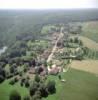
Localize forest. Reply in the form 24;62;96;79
0;9;98;47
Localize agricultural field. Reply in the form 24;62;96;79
81;21;98;43
71;60;98;74
78;36;98;51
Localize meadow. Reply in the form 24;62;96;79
0;68;98;100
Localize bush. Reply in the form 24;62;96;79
26;76;30;80
9;90;21;100
20;78;25;86
0;67;6;77
21;78;26;83
9;79;15;85
29;82;38;96
39;83;48;97
19;72;23;77
23;96;30;100
14;71;19;75
47;80;56;94
6;74;13;79
74;37;79;43
20;81;24;87
24;80;30;88
32;93;41;100
14;77;19;82
10;66;15;74
34;74;40;83
0;75;5;83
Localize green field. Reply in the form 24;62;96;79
44;69;98;100
82;21;98;43
0;78;29;100
0;68;98;100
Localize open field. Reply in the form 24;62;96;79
82;21;98;43
44;68;98;100
71;60;98;74
0;68;98;100
0;79;29;100
79;36;98;51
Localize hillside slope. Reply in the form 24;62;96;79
82;21;98;43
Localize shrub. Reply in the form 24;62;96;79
10;66;15;74
32;93;41;100
20;81;24;87
14;77;19;82
29;82;38;96
9;79;15;85
6;74;13;79
47;80;56;94
39;83;48;97
14;71;19;75
9;90;21;100
24;80;30;88
26;76;30;80
0;67;6;77
0;75;4;83
34;74;40;83
20;78;25;86
19;72;23;77
74;37;79;43
21;78;26;83
23;96;30;100
23;67;28;72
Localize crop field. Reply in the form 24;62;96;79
71;60;98;75
79;36;98;51
82;21;98;43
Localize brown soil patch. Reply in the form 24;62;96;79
71;60;98;74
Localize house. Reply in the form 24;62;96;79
48;64;62;75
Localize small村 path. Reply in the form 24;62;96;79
47;27;64;63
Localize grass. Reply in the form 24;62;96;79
0;79;29;100
44;68;98;100
82;21;98;43
41;25;56;35
0;68;98;100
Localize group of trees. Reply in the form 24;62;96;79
0;66;6;83
63;37;83;48
29;74;56;99
9;74;56;100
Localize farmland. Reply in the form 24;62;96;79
82;21;98;43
